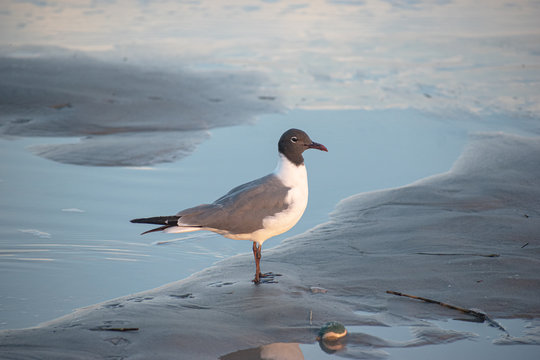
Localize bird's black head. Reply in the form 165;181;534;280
278;128;328;166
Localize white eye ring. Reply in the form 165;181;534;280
291;136;298;143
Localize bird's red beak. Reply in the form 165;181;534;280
307;142;328;152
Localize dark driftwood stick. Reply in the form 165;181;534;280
386;290;484;317
415;252;499;258
103;327;139;332
90;326;140;332
386;290;508;334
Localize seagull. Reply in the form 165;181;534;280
131;129;328;283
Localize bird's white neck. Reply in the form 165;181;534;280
273;153;308;188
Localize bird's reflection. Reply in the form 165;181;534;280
220;342;305;360
221;321;348;359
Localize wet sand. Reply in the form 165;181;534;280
1;132;538;359
0;49;283;166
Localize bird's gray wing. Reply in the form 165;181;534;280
176;174;290;235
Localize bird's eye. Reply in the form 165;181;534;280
291;136;298;143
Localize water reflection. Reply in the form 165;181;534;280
220;318;539;360
221;342;305;360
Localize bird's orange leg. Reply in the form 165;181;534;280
252;241;262;283
252;242;281;284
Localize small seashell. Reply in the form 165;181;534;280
317;321;347;341
310;286;328;294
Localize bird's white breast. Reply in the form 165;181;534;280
250;154;309;244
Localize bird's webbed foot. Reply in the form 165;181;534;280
253;272;282;284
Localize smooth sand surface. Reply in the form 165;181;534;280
0;49;282;166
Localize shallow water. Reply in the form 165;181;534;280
0;108;471;330
280;318;539;360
